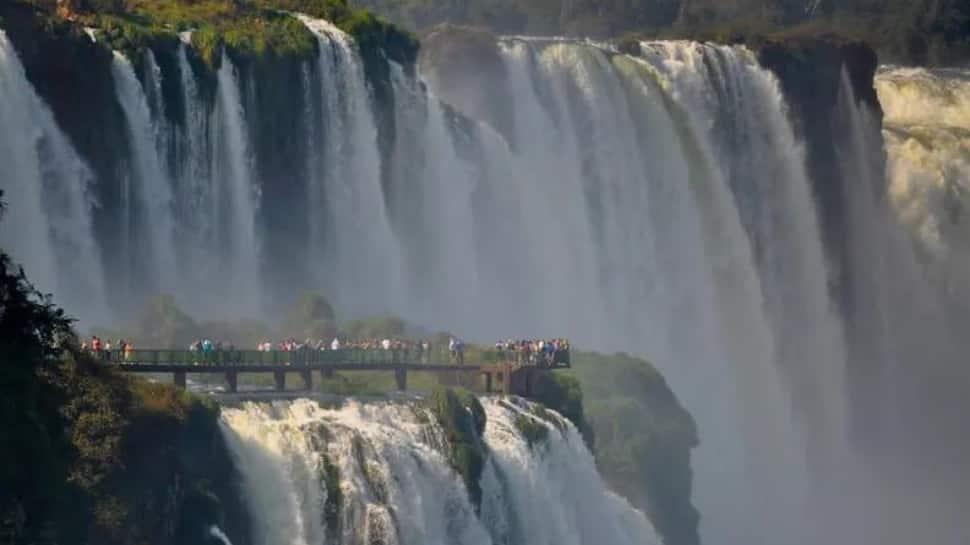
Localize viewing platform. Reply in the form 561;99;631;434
100;348;570;396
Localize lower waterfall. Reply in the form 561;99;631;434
219;398;660;545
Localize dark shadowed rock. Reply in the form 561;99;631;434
418;24;515;145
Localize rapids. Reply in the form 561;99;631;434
219;398;660;545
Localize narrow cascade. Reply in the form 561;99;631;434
218;398;661;545
0;30;107;320
111;51;178;292
298;15;404;316
210;53;261;313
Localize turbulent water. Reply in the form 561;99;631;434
0;31;106;317
877;67;970;318
3;18;970;545
220;398;659;545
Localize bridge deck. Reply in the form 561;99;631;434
100;348;570;371
99;348;569;395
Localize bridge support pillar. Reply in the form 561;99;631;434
174;371;187;390
300;370;313;391
483;372;493;394
225;371;238;394
321;368;334;379
274;371;286;392
395;368;407;391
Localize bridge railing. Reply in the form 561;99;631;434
99;347;570;368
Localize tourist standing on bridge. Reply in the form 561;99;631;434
331;337;341;351
449;337;465;365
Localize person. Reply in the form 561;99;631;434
331;337;341;351
104;340;112;362
124;341;134;361
449;337;457;363
91;335;102;355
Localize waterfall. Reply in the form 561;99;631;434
876;67;970;318
0;30;107;321
298;15;405;316
827;67;970;544
210;53;261;313
111;51;178;292
219;398;661;545
7;15;970;544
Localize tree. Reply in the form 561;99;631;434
0;190;76;542
283;292;337;340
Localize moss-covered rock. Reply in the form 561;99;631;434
528;372;590;443
319;453;342;534
513;413;548;448
426;387;487;508
567;352;699;545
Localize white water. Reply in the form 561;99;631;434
6;17;970;545
210;53;261;313
831;67;970;544
0;30;107;320
209;525;234;545
111;51;179;292
299;16;405;316
877;67;970;319
219;398;660;545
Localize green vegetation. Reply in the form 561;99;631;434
426;386;487;508
513;413;548;448
0;191;248;545
529;371;589;440
566;351;700;545
8;0;418;71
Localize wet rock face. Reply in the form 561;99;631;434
418;25;515;145
756;39;882;305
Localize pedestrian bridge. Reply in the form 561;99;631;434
102;348;570;395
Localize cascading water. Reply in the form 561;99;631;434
111;51;179;292
876;67;970;319
210;53;262;313
0;30;107;320
219;398;661;545
6;11;970;544
299;15;405;317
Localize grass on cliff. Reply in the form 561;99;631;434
39;0;419;68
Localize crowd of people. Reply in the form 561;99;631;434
494;338;570;368
190;339;236;353
82;335;135;361
84;333;569;368
254;337;442;362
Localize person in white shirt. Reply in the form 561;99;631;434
331;338;341;351
382;338;392;350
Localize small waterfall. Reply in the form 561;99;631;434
298;15;404;317
209;526;233;545
111;51;178;292
211;53;261;313
0;30;107;320
219;398;661;545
